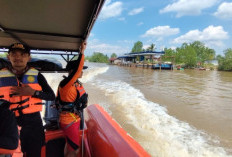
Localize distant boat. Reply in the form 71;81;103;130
152;63;173;70
177;67;184;70
176;66;184;70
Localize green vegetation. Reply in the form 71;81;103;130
131;41;143;53
161;41;216;68
111;53;117;58
146;43;156;51
217;48;232;71
85;52;109;63
0;53;7;57
130;40;231;71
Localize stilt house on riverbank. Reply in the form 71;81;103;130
117;51;165;64
112;51;173;70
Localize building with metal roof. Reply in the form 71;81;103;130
117;51;165;63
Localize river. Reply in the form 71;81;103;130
44;62;232;157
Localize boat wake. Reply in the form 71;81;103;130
80;66;109;83
85;66;231;157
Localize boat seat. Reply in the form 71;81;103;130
45;129;65;142
42;130;66;157
0;148;16;155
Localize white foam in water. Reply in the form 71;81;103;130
42;65;109;93
43;73;65;93
85;68;231;157
80;66;109;83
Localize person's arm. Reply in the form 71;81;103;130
10;73;55;100
59;42;86;89
33;72;55;101
59;54;84;88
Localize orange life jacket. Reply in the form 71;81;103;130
75;83;86;99
58;81;86;103
58;81;88;127
58;81;87;110
0;68;42;116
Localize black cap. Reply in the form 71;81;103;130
66;60;88;71
8;43;30;54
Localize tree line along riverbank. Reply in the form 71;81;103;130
85;41;232;72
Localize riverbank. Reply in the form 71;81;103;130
114;62;218;71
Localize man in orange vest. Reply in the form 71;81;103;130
0;43;55;157
57;42;88;157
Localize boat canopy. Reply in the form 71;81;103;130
125;51;165;56
0;0;105;52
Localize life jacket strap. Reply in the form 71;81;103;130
10;97;30;105
9;94;17;97
11;104;29;112
34;102;45;105
59;103;75;112
10;98;30;116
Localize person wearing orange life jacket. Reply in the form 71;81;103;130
57;41;88;157
0;43;55;157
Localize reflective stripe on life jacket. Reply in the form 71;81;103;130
0;68;42;116
75;83;86;98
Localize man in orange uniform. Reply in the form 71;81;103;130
0;43;55;157
57;42;88;157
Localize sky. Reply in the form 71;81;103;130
85;0;232;57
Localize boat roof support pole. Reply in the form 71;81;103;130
60;54;77;63
0;24;27;45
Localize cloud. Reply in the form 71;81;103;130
89;33;94;38
214;2;232;20
160;0;218;17
142;26;180;38
99;0;123;20
173;25;229;47
143;44;150;50
118;17;126;21
128;7;144;16
169;46;177;50
86;39;130;56
117;40;134;44
137;22;144;26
